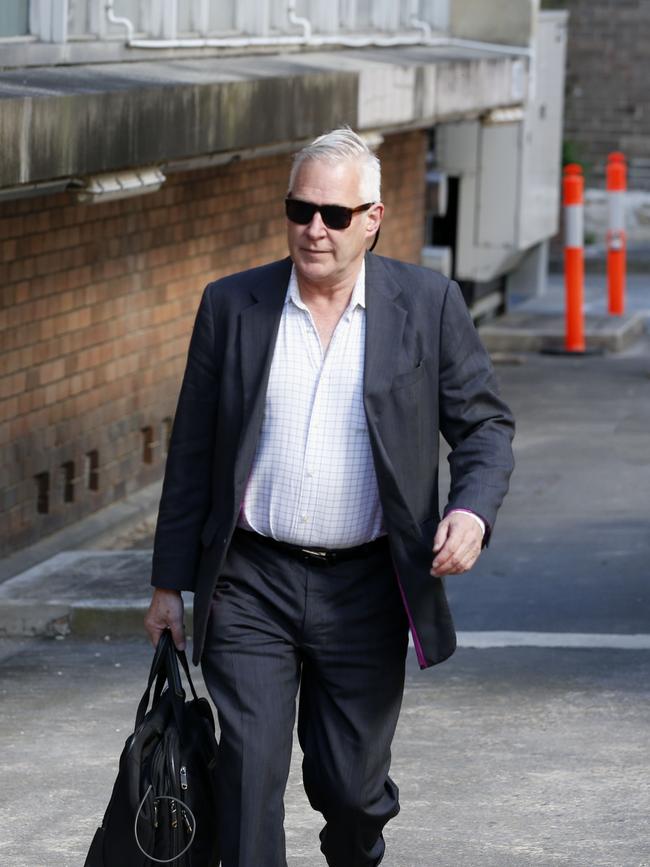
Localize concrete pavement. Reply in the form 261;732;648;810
1;272;649;866
1;637;648;867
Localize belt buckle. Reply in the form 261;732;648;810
301;547;335;564
301;547;328;559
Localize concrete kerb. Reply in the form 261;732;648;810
479;311;647;354
0;599;195;640
0;549;193;640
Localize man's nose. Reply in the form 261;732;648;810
305;210;327;236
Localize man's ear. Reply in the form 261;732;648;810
366;203;384;251
366;203;384;234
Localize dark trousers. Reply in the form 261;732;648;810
201;529;409;867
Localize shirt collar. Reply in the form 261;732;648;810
287;260;366;314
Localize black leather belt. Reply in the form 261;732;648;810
234;528;388;566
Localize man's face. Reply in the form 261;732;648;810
286;158;383;289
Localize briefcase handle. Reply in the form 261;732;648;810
134;630;200;730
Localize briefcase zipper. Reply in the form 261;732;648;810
163;727;190;864
181;808;193;835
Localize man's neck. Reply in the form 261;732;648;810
296;262;363;310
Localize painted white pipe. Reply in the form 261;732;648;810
119;0;531;59
130;34;433;50
409;0;432;40
287;0;312;42
128;33;531;56
105;0;135;42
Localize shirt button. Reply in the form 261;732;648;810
302;515;309;523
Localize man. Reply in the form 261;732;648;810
145;128;515;866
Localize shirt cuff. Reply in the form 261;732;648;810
447;509;486;538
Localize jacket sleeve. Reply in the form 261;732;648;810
151;284;221;590
438;280;515;543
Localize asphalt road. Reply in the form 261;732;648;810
1;334;649;866
446;339;650;637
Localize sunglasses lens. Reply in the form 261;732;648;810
320;206;352;230
285;199;316;225
286;198;355;230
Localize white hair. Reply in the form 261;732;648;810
288;127;381;202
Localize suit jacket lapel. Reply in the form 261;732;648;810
363;253;416;530
364;253;406;402
235;258;291;489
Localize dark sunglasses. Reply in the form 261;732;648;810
285;197;375;230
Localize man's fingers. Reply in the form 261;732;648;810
144;588;186;650
431;513;483;577
432;520;463;568
432;543;471;576
434;541;481;575
169;621;187;652
432;520;451;553
435;533;479;566
147;623;164;648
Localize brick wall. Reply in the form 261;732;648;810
561;0;650;189
0;130;426;555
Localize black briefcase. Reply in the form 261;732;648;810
84;630;220;866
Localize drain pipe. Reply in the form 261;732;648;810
287;0;313;42
409;0;432;41
127;31;531;55
105;0;135;42
121;0;532;58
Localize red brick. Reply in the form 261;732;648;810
39;358;66;385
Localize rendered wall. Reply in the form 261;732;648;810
450;0;538;46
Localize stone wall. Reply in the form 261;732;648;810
0;130;426;555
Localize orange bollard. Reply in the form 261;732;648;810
606;151;626;316
563;163;585;352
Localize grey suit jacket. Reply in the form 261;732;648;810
151;253;515;667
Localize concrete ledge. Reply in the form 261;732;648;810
479;312;647;354
0;45;525;189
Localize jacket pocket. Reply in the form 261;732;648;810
391;360;425;391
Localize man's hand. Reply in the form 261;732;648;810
144;588;186;650
431;512;483;577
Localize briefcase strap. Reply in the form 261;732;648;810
135;630;200;729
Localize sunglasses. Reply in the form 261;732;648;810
285;197;375;230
